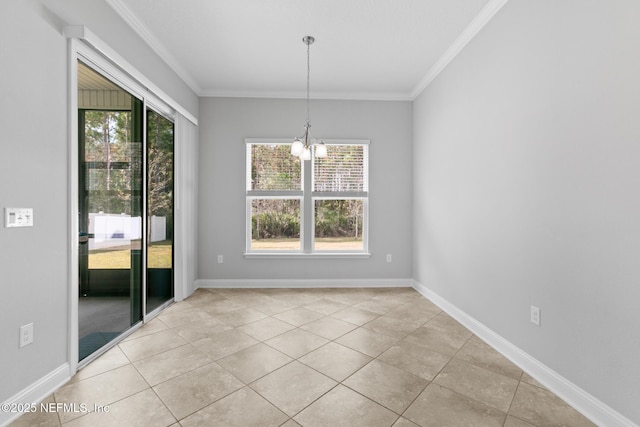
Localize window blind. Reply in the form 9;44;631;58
250;144;301;191
314;145;367;192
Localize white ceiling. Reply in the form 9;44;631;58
107;0;506;100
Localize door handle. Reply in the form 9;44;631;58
79;233;89;244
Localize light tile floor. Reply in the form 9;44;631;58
10;287;596;427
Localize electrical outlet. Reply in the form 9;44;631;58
217;255;223;264
530;305;541;326
19;323;34;348
386;254;392;263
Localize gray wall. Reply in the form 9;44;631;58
4;0;637;423
198;97;413;282
0;0;198;403
413;0;640;423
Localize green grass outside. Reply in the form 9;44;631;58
251;236;362;251
89;241;172;269
90;237;362;268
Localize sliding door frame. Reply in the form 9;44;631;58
66;28;193;374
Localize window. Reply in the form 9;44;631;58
246;138;369;255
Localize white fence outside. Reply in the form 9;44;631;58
88;213;166;250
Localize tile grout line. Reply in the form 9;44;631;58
228;292;403;423
50;288;581;427
502;378;523;427
204;292;528;421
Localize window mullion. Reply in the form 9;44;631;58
303;158;313;253
247;190;303;198
311;191;368;199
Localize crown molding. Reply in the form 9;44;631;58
106;0;202;95
107;0;509;102
199;89;413;102
410;0;511;99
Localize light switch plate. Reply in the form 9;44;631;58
5;208;34;228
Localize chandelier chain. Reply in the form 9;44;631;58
306;39;311;125
291;36;325;159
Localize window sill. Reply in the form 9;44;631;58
244;252;371;259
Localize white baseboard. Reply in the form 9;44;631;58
0;363;71;427
412;280;638;427
196;278;414;289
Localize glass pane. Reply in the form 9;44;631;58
314;145;366;192
146;110;174;314
83;111;143;270
251;199;301;250
250;144;301;190
314;199;363;251
78;61;143;362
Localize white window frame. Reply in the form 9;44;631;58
245;138;370;258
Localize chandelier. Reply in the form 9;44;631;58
291;36;327;160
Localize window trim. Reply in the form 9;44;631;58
245;138;370;256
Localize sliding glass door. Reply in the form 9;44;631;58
146;110;174;314
78;62;144;361
77;61;175;362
